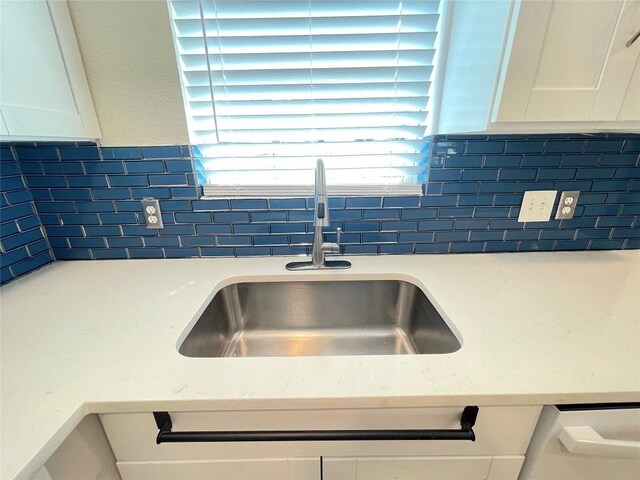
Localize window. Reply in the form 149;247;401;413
168;0;442;196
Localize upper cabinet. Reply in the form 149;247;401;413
0;0;100;141
437;0;640;134
495;0;640;124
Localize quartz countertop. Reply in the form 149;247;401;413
1;250;639;479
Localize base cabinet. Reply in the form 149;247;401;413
100;406;540;461
323;456;524;480
116;455;524;480
117;458;319;480
98;406;540;480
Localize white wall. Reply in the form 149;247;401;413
435;0;513;134
68;0;189;146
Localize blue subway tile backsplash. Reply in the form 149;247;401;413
0;133;638;285
0;148;54;283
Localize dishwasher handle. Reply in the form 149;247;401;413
559;426;640;459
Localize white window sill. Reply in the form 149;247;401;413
201;184;423;198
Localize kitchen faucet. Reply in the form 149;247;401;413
285;159;351;270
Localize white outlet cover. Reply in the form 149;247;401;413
518;190;557;223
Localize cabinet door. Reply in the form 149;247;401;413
322;456;524;480
116;458;320;480
496;0;640;122
0;0;100;139
0;111;8;136
619;56;640;120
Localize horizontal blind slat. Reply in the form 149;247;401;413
172;0;439;20
187;82;431;101
193;97;429;116
174;15;438;37
207;66;434;86
192;126;427;143
203;112;429;130
184;66;433;88
197;140;428;157
207;168;422;184
179;50;436;72
201;155;426;172
178;33;437;54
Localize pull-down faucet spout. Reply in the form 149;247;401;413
286;159;351;271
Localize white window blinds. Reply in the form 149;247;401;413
168;0;440;196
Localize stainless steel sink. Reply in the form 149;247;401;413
178;280;461;358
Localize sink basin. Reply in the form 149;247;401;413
178;280;461;358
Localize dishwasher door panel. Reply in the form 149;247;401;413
520;404;640;480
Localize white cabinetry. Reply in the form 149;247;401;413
100;406;540;480
437;0;640;133
0;0;100;140
116;458;319;480
323;455;524;480
494;0;640;126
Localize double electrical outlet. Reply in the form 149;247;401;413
555;191;580;220
518;190;580;223
141;198;164;229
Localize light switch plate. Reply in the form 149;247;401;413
555;191;580;220
518;190;557;223
141;198;163;229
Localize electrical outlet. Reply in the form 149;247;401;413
518;190;557;223
141;198;163;229
555;191;580;220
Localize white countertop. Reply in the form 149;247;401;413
1;250;639;479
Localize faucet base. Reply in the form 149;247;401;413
285;260;352;271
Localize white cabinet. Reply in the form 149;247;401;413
323;455;524;480
0;0;100;140
99;406;541;461
116;458;319;480
619;57;640;120
99;406;540;480
494;0;640;125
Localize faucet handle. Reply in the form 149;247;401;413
322;227;342;255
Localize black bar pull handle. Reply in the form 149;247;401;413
153;406;479;445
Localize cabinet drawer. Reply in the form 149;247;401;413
323;455;524;480
100;406;540;461
117;458;319;480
